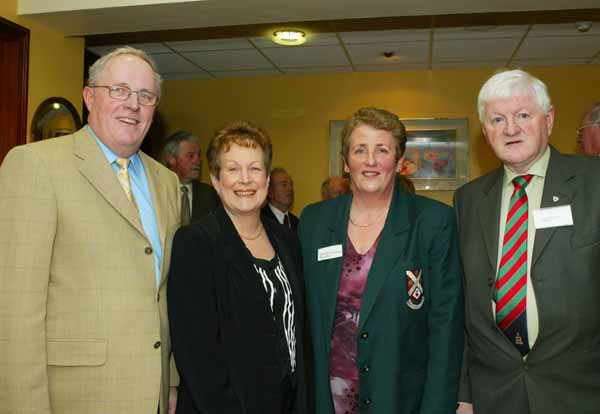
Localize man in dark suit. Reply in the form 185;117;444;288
262;167;299;231
163;131;220;224
455;69;600;414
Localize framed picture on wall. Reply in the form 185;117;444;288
329;118;469;191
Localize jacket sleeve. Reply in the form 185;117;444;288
420;207;465;414
0;147;56;414
453;192;472;404
167;225;243;414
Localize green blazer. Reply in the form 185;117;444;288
299;185;464;414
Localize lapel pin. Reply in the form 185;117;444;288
552;196;559;202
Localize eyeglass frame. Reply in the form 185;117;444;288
90;84;159;106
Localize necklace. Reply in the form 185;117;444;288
349;210;387;227
239;224;263;240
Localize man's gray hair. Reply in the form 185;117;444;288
87;46;163;99
477;69;552;122
269;167;288;190
161;131;200;165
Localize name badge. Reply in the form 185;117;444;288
533;205;573;229
318;244;343;261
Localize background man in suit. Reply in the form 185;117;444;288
576;101;600;156
262;167;299;231
455;69;600;414
0;46;181;414
163;130;220;224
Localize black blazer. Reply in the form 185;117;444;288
190;180;220;223
168;206;308;414
261;205;299;232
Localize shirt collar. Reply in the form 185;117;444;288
503;146;550;187
88;125;142;172
268;203;287;223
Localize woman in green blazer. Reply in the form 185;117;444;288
298;107;464;414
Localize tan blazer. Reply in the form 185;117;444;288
0;127;181;414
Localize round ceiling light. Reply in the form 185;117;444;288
272;30;307;46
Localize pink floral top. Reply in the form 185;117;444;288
329;236;380;414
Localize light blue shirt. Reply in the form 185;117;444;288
89;126;163;286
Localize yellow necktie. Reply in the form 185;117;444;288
115;158;139;212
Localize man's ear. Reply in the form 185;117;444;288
165;155;176;169
546;105;555;137
83;87;94;112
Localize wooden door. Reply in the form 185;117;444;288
0;17;29;164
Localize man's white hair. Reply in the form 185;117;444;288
477;69;552;122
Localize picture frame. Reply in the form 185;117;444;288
328;118;469;191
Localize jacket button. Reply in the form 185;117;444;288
154;341;161;349
156;293;160;302
364;398;372;405
363;365;370;373
360;332;369;339
145;247;153;255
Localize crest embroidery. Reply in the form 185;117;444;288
406;269;424;310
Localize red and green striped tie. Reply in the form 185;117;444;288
495;174;533;356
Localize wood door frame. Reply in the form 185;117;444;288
0;16;29;163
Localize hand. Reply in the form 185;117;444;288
168;386;178;414
457;402;473;414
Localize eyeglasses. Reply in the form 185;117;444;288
91;85;159;106
577;122;600;140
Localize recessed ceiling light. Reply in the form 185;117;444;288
272;30;307;46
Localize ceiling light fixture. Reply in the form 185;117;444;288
272;29;307;46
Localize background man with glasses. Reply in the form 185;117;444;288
0;46;181;414
576;101;600;156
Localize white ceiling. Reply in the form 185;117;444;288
22;0;600;36
87;22;600;79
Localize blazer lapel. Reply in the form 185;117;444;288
532;148;576;267
320;195;352;340
74;127;146;237
478;168;503;277
358;187;411;333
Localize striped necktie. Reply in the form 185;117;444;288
495;174;533;356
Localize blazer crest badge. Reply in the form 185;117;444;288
406;269;424;310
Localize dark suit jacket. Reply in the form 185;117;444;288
454;147;600;414
168;206;308;414
299;185;464;414
190;180;220;223
262;204;299;232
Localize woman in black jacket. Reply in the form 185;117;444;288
168;120;308;414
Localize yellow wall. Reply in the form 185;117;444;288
1;0;84;142
160;66;600;213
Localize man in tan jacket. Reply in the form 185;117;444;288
0;46;180;413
